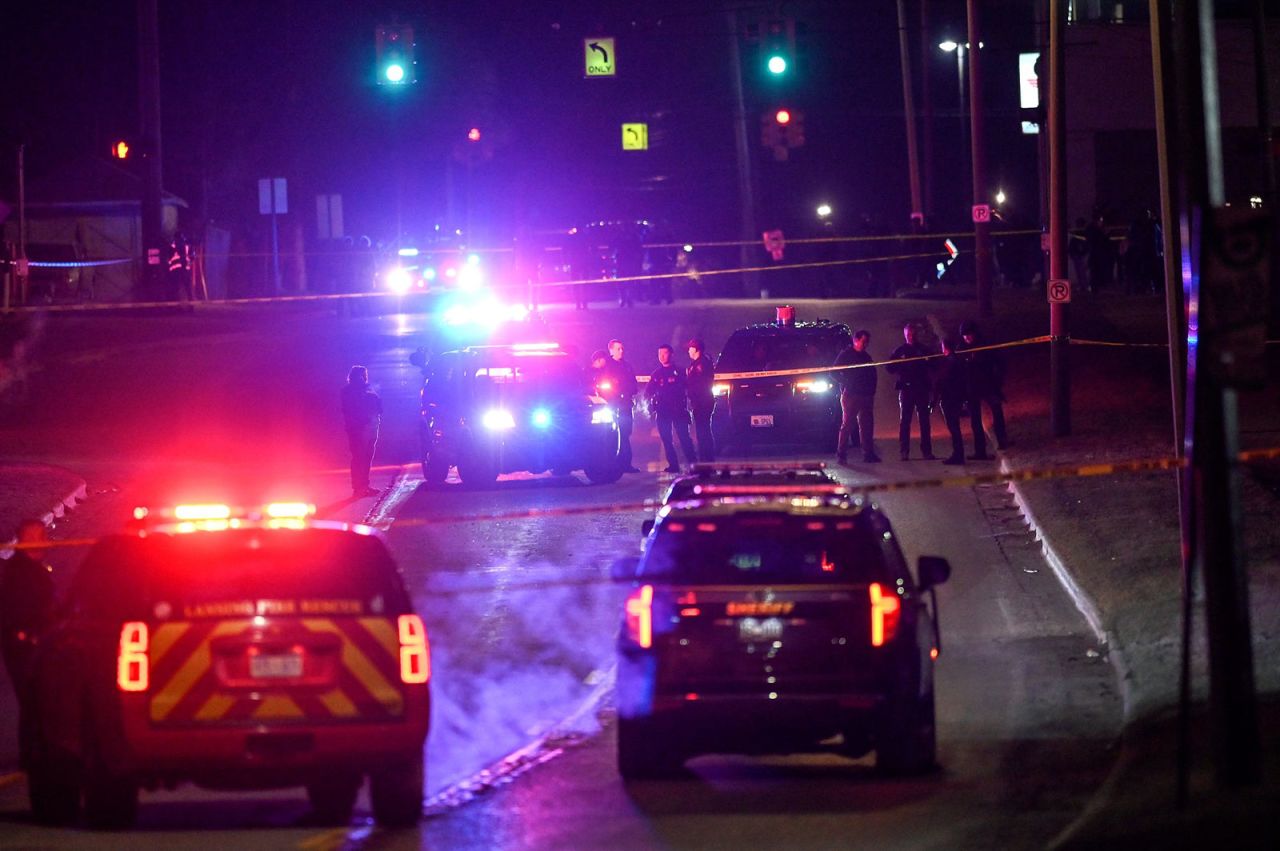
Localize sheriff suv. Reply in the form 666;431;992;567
711;308;852;452
412;343;622;487
611;494;950;779
22;503;431;829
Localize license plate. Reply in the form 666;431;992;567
250;653;303;679
738;617;784;642
750;414;775;428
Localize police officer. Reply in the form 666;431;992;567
934;337;969;465
167;231;193;301
886;321;935;461
685;338;716;462
600;339;641;473
646;344;697;473
958;320;1008;459
1;520;54;706
833;329;881;464
341;365;383;498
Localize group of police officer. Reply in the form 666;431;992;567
590;338;716;474
835;320;1008;465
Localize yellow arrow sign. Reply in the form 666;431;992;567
621;123;648;151
584;37;616;77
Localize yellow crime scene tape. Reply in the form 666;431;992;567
11;446;1280;553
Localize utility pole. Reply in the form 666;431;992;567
967;0;992;317
896;0;923;231
1048;0;1070;437
1149;0;1193;807
137;0;165;302
1174;0;1262;789
728;7;759;298
919;0;935;227
14;144;28;307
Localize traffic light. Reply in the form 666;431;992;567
376;25;415;85
110;140;130;160
761;109;804;160
467;127;481;142
762;18;795;77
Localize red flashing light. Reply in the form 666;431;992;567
467;127;482;142
117;622;149;692
398;614;431;684
625;584;654;649
869;582;901;647
774;109;792;126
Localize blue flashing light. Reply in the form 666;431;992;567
531;408;552;429
466;253;481;266
423;266;437;281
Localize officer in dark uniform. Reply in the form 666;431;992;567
341;365;383;498
886;321;935;461
833;329;881;464
1;520;54;720
589;349;610;395
934;337;969;465
646;344;697;473
601;339;641;472
685;338;716;462
958;320;1008;459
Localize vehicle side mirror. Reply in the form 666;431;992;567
409;348;427;368
917;555;951;590
640;519;655;538
610;556;641;582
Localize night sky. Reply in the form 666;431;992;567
2;1;1046;247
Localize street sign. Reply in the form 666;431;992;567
621;123;648;151
258;178;288;215
972;204;991;223
762;229;785;261
146;248;161;266
316;194;344;239
584;37;616;77
1047;278;1071;303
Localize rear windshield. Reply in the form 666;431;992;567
718;331;848;372
641;512;888;584
73;529;408;619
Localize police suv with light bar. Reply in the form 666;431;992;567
21;503;430;829
611;493;950;779
411;343;623;487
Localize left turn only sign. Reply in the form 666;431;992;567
584;37;616;77
622;123;648;150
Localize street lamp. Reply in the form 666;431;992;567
816;203;833;219
995;189;1006;205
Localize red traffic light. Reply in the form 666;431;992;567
467;127;482;142
111;140;130;160
774;109;792;126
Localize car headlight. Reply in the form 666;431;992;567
482;409;516;430
795;378;832;394
712;383;731;397
591;406;615;424
386;267;413;294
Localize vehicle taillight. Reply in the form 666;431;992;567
117;622;149;692
624;584;654;649
397;614;431;684
869;583;901;647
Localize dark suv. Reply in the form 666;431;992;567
611;494;950;779
23;504;430;829
712;312;852;451
412;343;623;487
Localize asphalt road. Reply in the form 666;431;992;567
0;297;1121;848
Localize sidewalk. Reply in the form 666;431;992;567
979;294;1279;849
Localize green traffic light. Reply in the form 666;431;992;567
385;63;406;83
767;54;788;75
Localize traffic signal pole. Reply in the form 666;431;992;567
137;0;164;302
1173;0;1261;789
728;8;760;298
967;0;992;317
896;0;924;230
1048;0;1070;437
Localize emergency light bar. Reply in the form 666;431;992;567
687;461;828;474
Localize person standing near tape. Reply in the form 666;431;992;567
886;321;935;461
934;337;970;465
601;339;641;473
958;320;1008;459
833;329;881;464
2;519;54;764
167;231;193;301
341;365;383;498
646;344;698;473
685;338;716;463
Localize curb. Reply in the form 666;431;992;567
0;474;87;558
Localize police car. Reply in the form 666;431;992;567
412;342;623;487
611;493;950;779
21;503;430;829
712;307;852;452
